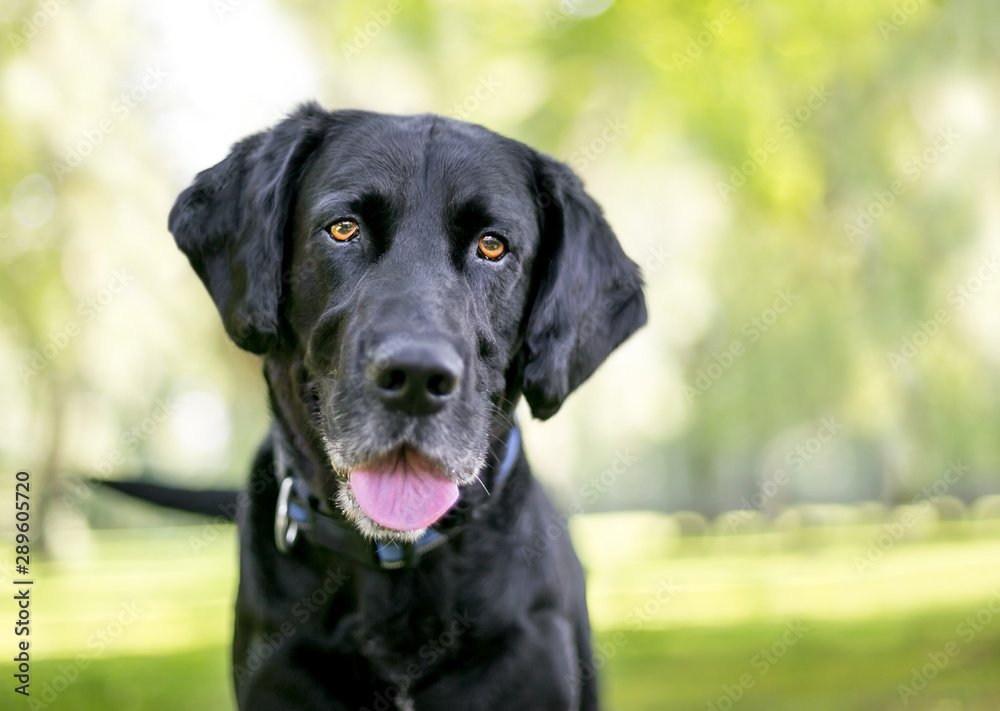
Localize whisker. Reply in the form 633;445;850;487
488;402;517;432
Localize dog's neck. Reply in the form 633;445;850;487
263;355;335;491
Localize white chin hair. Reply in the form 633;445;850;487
334;487;428;544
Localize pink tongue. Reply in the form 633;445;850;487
350;453;459;531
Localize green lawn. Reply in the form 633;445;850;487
4;514;1000;710
14;646;231;710
10;611;1000;710
605;613;1000;711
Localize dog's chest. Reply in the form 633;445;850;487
349;571;482;694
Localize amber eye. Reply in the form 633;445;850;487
328;220;359;242
477;234;506;260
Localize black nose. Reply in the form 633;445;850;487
367;339;463;415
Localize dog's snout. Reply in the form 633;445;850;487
367;339;463;415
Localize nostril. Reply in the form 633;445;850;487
376;368;407;392
427;373;457;397
366;338;464;414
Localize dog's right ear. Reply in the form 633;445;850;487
168;103;329;354
520;153;647;420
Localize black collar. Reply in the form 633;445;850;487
273;426;521;570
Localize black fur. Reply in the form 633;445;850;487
167;104;646;710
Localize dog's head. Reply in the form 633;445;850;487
169;104;645;542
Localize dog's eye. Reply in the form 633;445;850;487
477;234;506;261
328;220;359;242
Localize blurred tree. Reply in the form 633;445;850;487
2;0;999;536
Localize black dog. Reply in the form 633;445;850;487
163;104;645;710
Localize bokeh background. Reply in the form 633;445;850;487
2;0;1000;708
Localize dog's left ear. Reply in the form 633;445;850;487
168;103;329;354
521;153;647;420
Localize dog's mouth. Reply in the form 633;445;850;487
338;446;460;536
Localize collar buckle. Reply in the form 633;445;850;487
272;423;520;568
274;476;301;554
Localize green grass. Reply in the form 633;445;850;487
4;515;1000;709
11;646;231;710
604;612;1000;711
8;612;1000;710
